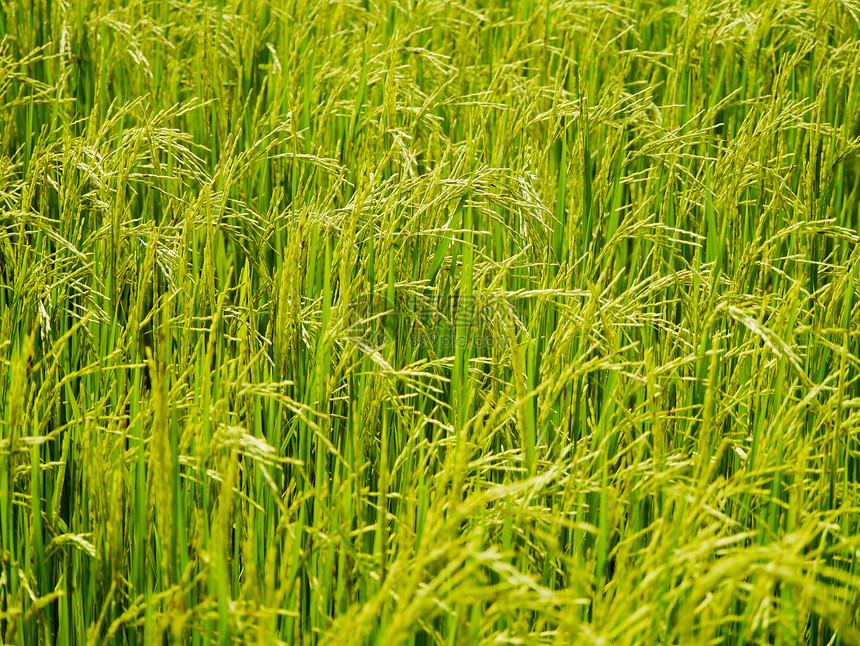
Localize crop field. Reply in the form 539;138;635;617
2;0;860;644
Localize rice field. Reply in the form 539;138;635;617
2;0;860;644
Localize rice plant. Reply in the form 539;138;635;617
2;0;860;644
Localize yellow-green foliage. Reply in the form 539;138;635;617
2;0;860;644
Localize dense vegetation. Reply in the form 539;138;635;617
2;0;860;644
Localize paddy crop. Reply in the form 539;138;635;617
2;0;860;644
